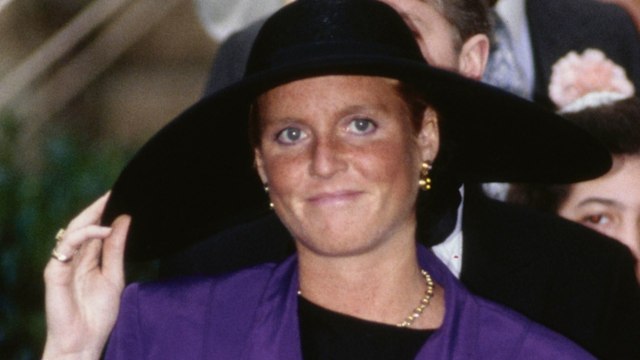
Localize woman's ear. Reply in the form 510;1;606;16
254;148;268;184
417;107;440;163
458;33;490;80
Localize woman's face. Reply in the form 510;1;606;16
254;75;439;257
558;155;640;278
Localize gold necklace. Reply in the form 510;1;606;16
397;269;435;328
297;269;435;328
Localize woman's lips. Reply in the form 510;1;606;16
307;190;364;206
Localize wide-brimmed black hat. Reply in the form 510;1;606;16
103;0;611;261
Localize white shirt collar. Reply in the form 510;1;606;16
431;186;464;278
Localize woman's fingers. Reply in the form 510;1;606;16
55;226;113;260
76;238;106;270
45;193;114;285
48;192;112;267
102;215;130;283
45;225;113;284
66;192;110;232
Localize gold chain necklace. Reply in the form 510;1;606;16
397;269;435;328
297;268;435;328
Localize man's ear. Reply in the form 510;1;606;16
254;148;268;184
417;107;440;163
458;33;490;80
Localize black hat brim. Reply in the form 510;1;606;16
102;53;611;261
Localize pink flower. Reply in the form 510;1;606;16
548;49;635;109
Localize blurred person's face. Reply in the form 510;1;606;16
253;75;439;258
558;155;640;281
380;0;489;79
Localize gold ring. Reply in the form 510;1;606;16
51;246;74;263
51;228;74;262
55;228;66;242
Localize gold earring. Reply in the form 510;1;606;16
264;184;274;210
419;161;432;191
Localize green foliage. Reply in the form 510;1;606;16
0;112;146;359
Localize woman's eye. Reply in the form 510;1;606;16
347;118;377;134
276;127;307;144
581;214;611;226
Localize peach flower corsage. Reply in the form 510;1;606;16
548;48;635;109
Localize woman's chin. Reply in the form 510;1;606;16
294;223;386;258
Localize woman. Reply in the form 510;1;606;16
43;0;601;358
509;94;640;281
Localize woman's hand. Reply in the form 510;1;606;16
42;193;130;360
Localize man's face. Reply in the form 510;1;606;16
380;0;461;71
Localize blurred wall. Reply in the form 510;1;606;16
0;2;218;357
0;0;218;150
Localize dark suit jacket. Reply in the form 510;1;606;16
460;187;640;360
527;0;640;107
160;188;640;359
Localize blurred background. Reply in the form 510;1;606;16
0;0;282;357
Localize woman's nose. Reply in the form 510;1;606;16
309;136;348;178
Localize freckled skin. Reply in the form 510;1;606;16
558;155;640;280
253;75;438;259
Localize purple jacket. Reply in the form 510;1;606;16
106;247;594;359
